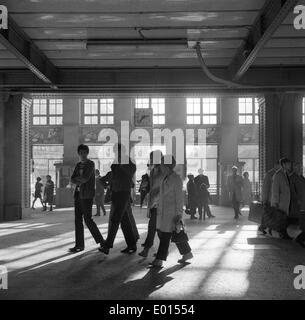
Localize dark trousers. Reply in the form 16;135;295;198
198;200;211;219
156;231;192;261
143;208;157;249
74;195;104;248
140;191;147;207
232;194;241;218
106;191;139;248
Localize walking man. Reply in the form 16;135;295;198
99;143;138;255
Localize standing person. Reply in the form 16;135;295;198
69;144;105;253
99;143;138;255
139;150;166;258
43;175;54;212
242;172;252;207
150;155;193;268
94;169;107;217
32;177;43;210
271;158;292;240
138;168;150;208
186;174;198;220
227;166;243;220
258;161;280;235
194;169;214;220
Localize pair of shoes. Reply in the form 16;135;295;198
150;259;163;268
121;246;137;254
99;244;110;255
208;215;215;219
234;216;239;220
190;216;198;220
139;248;149;258
178;252;194;264
94;214;101;217
258;225;267;235
103;213;106;216
69;247;84;253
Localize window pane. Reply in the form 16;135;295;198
194;116;201;124
202;116;210;124
239;115;246;124
246;116;253;124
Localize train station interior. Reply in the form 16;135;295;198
0;0;305;300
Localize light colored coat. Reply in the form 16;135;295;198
262;168;276;203
271;169;291;215
227;175;243;202
157;171;184;233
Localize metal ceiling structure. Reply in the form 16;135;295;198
0;0;304;92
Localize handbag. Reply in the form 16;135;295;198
172;221;189;244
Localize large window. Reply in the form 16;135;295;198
187;98;218;125
186;144;218;194
87;145;115;174
33;99;63;125
238;97;259;124
83;99;114;125
135;98;166;125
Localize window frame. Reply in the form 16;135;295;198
238;97;259;125
32;99;63;126
82;98;115;126
186;97;218;125
135;97;166;126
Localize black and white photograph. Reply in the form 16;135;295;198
0;0;305;308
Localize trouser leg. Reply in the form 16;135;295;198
105;191;131;248
74;195;85;248
144;209;157;249
96;204;101;215
121;204;138;247
82;199;104;244
156;231;172;261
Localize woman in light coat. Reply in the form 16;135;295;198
151;155;193;268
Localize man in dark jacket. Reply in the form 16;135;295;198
195;169;214;220
69;144;105;253
186;174;198;220
99;143;138;255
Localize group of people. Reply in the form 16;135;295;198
31;175;54;212
69;144;193;268
258;158;305;247
186;169;215;220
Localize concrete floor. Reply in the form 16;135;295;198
0;205;304;300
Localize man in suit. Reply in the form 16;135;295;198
194;169;214;220
271;158;293;239
99;143;138;255
227;166;243;220
69;144;105;253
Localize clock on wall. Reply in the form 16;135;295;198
134;108;153;127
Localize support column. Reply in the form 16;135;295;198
219;97;239;205
3;95;23;220
55;98;81;208
0;95;5;221
260;93;303;172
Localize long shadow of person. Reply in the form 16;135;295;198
109;264;189;300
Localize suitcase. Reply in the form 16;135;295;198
249;202;264;224
263;206;287;232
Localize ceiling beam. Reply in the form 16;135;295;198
1;67;305;92
0;17;58;88
229;0;298;81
